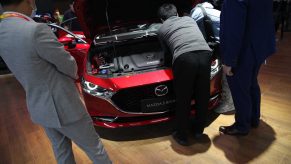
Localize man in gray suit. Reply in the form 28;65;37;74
0;0;111;163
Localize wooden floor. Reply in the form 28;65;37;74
1;34;291;164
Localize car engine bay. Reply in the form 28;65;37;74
86;23;171;77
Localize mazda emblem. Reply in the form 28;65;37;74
155;85;168;97
146;54;155;60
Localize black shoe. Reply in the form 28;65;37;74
193;132;204;139
219;125;248;136
172;131;189;146
251;122;259;128
193;133;210;143
191;121;204;138
192;129;204;139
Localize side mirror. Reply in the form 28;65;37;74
59;37;76;49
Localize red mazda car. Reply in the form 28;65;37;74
72;0;222;128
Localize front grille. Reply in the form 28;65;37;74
111;81;175;113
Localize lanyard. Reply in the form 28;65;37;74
0;13;30;21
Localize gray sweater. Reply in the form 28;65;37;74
158;16;211;64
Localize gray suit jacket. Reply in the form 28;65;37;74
0;12;88;128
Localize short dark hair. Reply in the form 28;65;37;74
0;0;24;6
158;3;178;21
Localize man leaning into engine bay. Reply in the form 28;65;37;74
157;3;212;146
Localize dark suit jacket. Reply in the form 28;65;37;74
220;0;276;67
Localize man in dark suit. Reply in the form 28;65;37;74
219;0;276;135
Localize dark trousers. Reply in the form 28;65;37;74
226;46;262;132
173;51;211;134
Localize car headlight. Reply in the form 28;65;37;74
211;59;221;79
81;79;115;99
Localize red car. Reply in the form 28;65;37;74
72;0;222;128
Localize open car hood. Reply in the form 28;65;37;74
74;0;194;39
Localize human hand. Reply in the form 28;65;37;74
222;65;234;76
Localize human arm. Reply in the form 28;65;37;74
34;23;78;79
157;33;172;66
220;0;248;68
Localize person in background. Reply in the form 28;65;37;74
191;1;220;41
191;0;235;113
62;0;81;31
0;0;111;163
219;0;276;135
157;4;212;146
53;8;62;25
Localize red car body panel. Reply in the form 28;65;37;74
83;69;173;92
83;68;221;95
86;90;220;128
56;30;90;77
65;43;89;77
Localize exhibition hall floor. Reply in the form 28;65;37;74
0;33;291;164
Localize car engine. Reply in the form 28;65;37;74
87;23;170;76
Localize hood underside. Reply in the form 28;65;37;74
74;0;194;39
